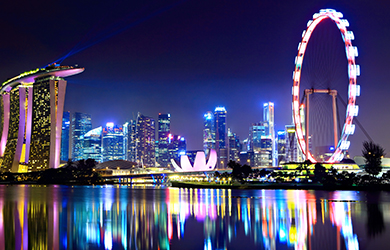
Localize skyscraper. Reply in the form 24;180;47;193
83;126;103;162
61;111;70;162
136;113;155;167
0;65;83;172
285;125;304;162
249;122;266;152
214;107;228;169
157;113;170;168
277;130;287;164
127;120;137;162
102;123;124;162
203;111;215;156
71;112;92;161
228;128;240;162
263;102;276;166
168;134;186;162
28;75;67;171
123;122;128;160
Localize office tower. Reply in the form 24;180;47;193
203;111;215;156
136;113;155;167
0;65;83;172
123;122;128;160
83;126;103;162
71;112;92;161
61;111;70;162
285;125;304;162
277;130;287;164
228;128;240;162
263;102;276;166
249;122;266;152
102;123;124;162
127;120;137;162
259;137;273;166
168;134;186;162
28;76;67;171
214;107;228;169
157;113;170;168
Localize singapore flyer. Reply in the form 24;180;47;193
292;9;360;163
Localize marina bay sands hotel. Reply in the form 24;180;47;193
0;65;84;172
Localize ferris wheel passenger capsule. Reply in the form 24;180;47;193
345;31;355;41
333;12;343;18
356;65;360;76
340;19;350;27
345;124;356;135
335;153;344;162
340;141;350;150
349;105;359;116
349;85;361;97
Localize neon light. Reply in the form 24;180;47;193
344;124;355;135
214;106;226;112
292;9;359;163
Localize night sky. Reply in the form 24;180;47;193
1;0;389;158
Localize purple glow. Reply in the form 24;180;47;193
24;87;33;163
0;94;10;156
172;149;217;172
12;87;26;172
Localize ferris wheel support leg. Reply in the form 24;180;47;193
305;90;310;161
331;91;338;149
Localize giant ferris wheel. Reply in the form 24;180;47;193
292;9;360;163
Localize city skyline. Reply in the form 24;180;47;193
1;0;390;158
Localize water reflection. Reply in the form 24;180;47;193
0;185;389;249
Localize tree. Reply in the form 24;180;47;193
313;163;326;182
362;141;385;176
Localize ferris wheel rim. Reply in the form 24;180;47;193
292;9;360;163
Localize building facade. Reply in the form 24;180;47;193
0;65;83;172
214;107;228;169
228;128;240;163
71;112;92;161
203;111;215;156
83;126;103;162
135;113;155;167
263;102;276;166
102;123;124;162
127;120;137;162
167;134;186;163
157;113;170;168
61;111;70;162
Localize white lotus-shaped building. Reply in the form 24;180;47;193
171;149;217;172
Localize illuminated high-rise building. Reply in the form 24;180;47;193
263;102;276;166
71;112;92;161
168;134;186;162
135;113;155;167
0;65;83;172
249;122;266;152
228;128;240;162
157;113;170;168
214;106;228;169
60;111;70;162
203;111;215;156
83;126;103;162
123;122;128;160
127;120;136;162
277;130;287;164
285;125;304;162
102;123;124;162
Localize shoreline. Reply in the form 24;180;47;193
170;181;390;191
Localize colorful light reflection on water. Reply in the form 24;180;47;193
0;185;389;249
